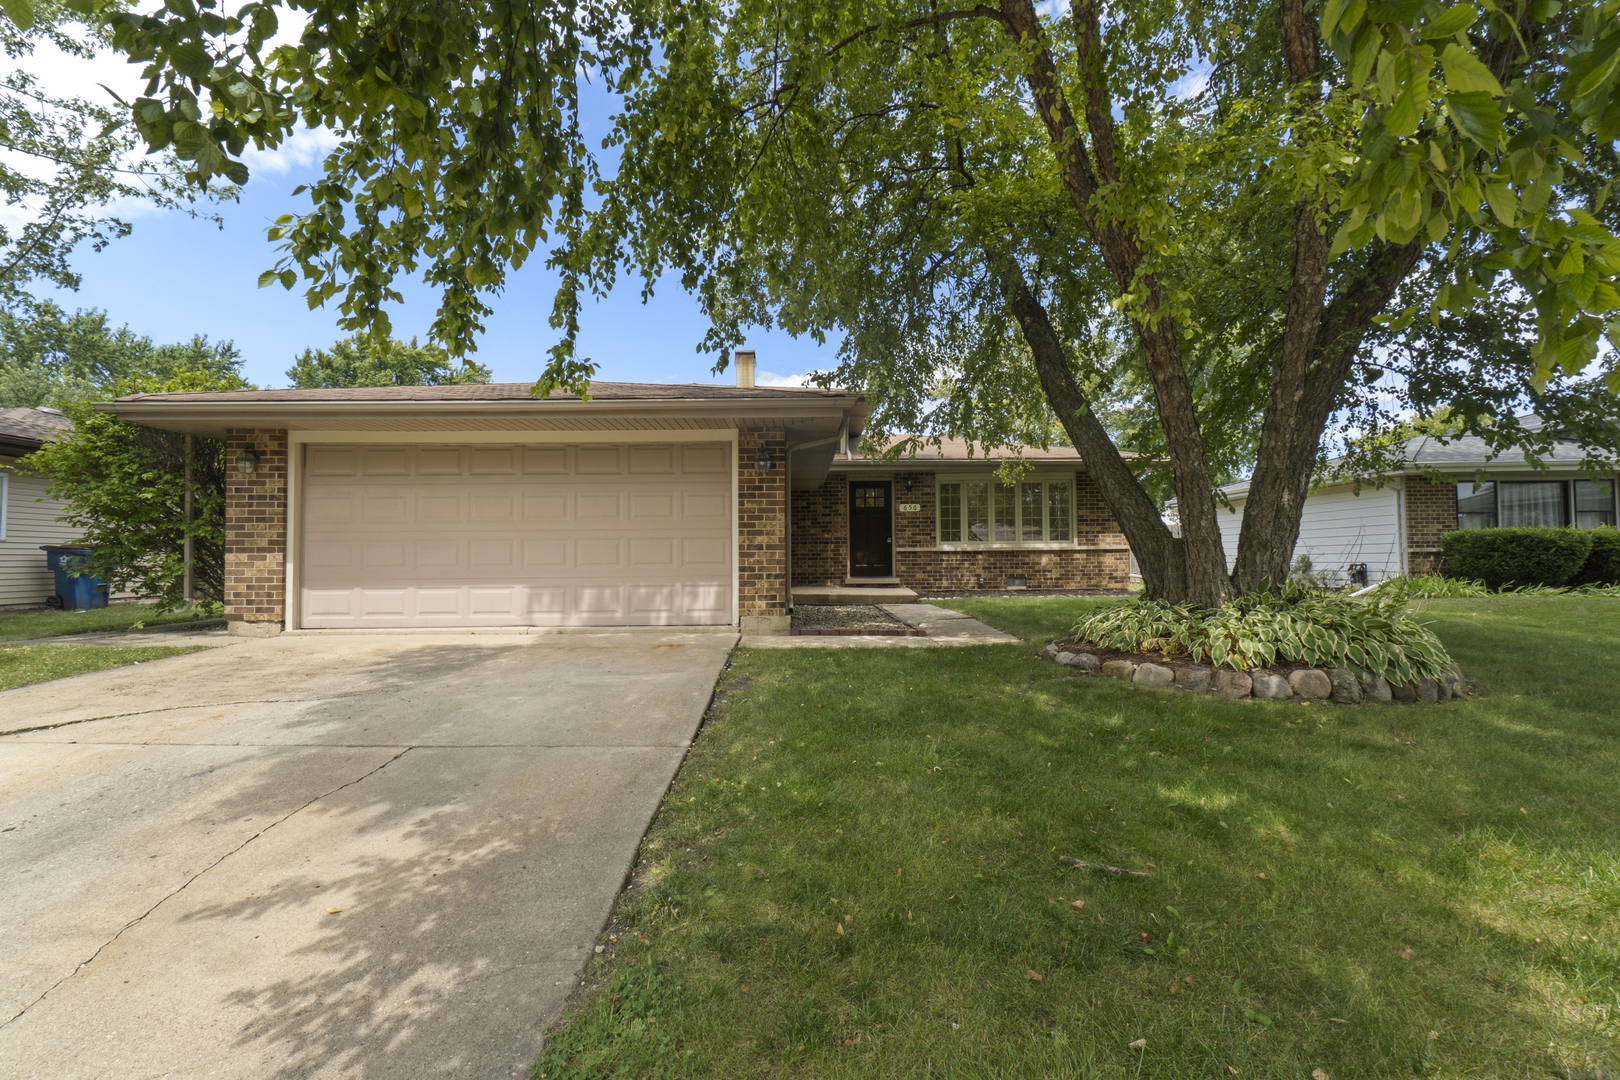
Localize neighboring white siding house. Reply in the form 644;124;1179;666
0;408;80;608
1215;483;1406;585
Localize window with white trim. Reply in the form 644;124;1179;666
0;471;8;541
936;476;1075;545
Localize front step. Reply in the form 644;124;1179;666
792;584;920;606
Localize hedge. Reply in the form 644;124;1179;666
1571;527;1620;586
1441;528;1594;589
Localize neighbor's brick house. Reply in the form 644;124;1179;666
100;352;1131;636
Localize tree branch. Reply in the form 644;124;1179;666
822;7;1007;60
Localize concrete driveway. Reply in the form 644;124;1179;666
0;631;734;1079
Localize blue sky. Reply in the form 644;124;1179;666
21;39;836;392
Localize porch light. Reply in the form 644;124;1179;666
754;445;772;473
235;447;260;475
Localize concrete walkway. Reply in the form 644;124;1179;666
741;603;1018;648
0;631;734;1079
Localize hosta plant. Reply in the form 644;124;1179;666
1072;580;1454;687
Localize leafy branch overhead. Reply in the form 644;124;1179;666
76;0;652;388
1314;0;1620;389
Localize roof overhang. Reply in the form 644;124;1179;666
97;394;871;441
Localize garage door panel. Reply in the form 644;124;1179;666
522;539;568;567
684;492;727;521
307;448;359;476
301;442;733;628
414;448;462;474
523;447;568;474
683;536;730;567
576;447;623;473
683;445;727;473
361;449;411;475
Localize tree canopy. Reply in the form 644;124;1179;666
0;0;227;309
285;332;492;388
0;300;247;407
95;0;1620;604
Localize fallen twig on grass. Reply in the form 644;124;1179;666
1061;856;1150;877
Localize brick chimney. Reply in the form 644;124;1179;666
734;349;756;388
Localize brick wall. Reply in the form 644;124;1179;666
791;472;847;585
1405;475;1458;574
738;428;787;619
791;468;1129;591
224;429;288;626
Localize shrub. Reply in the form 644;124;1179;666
1440;528;1594;589
1570;527;1620;586
1371;575;1489;600
1072;580;1454;686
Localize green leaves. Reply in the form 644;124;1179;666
1438;43;1503;96
0;0;33;30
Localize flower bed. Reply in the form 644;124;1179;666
1044;582;1466;705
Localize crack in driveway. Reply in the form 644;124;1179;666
0;746;415;1029
0;700;322;739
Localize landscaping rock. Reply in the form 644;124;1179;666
1134;662;1174;688
1175;665;1212;693
1042;643;1061;661
1054;651;1077;666
1360;672;1393;703
1390;681;1418;704
1442;670;1462;701
1329;668;1364;704
1212;670;1252;699
1288;668;1332;700
1101;659;1137;682
1063;651;1101;672
1252;672;1294;700
1417;678;1440;704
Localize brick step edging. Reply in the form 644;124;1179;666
790;627;929;637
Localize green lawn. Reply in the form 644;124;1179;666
536;596;1619;1079
0;602;218;643
0;643;208;694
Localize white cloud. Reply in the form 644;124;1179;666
243;125;342;176
1171;67;1211;100
757;369;813;387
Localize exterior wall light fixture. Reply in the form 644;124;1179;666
235;447;261;475
754;445;772;473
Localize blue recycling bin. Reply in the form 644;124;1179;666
40;545;110;610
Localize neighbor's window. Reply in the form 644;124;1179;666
0;472;8;540
1456;481;1496;529
1499;481;1567;528
1575;479;1617;528
937;476;1075;545
1455;478;1619;530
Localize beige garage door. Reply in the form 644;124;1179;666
299;443;733;628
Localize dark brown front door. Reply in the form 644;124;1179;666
849;481;893;577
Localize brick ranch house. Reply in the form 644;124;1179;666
99;354;1132;635
1199;416;1619;586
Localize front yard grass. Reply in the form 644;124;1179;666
537;596;1619;1079
0;602;216;643
0;643;208;694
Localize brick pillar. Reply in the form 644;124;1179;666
224;429;288;636
737;427;788;633
1404;475;1458;575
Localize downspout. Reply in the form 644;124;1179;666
784;412;850;612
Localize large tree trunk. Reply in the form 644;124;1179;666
998;0;1229;607
1227;0;1424;593
988;251;1192;602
